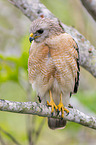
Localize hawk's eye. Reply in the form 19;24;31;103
37;29;44;34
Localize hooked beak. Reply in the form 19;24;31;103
29;33;34;43
29;33;40;43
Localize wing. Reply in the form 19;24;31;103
49;33;80;95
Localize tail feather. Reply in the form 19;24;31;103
48;118;67;129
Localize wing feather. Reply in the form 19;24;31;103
48;33;80;95
73;41;80;94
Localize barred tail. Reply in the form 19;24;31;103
48;118;67;129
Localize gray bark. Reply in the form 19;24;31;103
0;99;96;130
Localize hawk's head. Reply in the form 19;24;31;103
29;18;64;43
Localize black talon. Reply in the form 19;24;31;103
57;109;60;115
66;112;69;116
37;95;41;103
68;104;73;108
51;112;53;116
61;117;63;120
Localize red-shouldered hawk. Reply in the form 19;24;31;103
28;18;80;129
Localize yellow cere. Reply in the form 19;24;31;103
30;33;34;37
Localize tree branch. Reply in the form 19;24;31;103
8;0;96;78
80;0;96;21
0;99;96;130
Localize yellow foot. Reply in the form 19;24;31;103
47;90;58;115
57;93;69;118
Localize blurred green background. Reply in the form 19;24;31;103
0;0;96;145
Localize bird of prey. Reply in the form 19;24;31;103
28;18;80;129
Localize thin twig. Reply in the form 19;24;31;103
0;127;21;145
34;118;45;144
26;116;32;145
81;0;96;21
0;132;6;145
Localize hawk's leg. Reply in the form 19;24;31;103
47;90;58;115
57;93;69;118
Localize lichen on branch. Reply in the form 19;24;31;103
0;99;96;130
